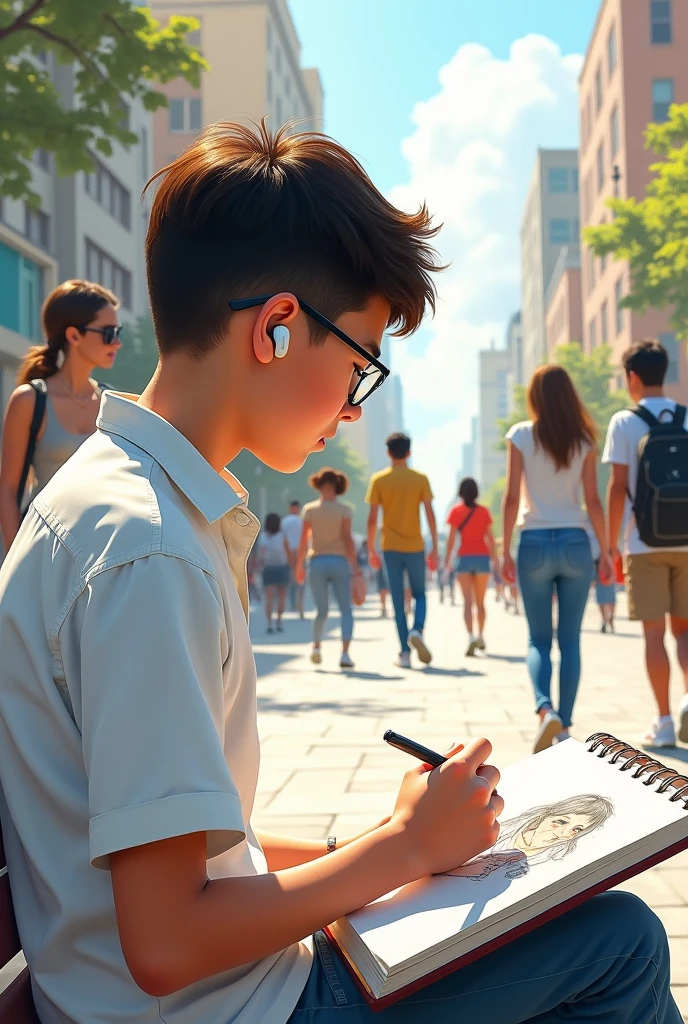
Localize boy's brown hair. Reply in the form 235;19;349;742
144;121;442;358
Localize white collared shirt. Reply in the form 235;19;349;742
0;393;312;1024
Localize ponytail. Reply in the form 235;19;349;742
16;336;63;385
16;278;118;387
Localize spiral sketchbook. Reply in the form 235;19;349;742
326;734;688;1009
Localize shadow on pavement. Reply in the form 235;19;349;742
257;695;422;716
254;650;301;676
483;653;524;664
643;745;688;765
421;666;486;678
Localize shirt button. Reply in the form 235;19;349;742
234;511;251;527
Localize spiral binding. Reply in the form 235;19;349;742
587;733;688;809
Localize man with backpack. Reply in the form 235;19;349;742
603;338;688;748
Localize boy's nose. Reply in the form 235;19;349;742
340;402;363;423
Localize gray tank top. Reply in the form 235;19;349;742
31;393;97;495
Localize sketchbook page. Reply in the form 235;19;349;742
345;739;688;971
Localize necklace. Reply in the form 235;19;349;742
56;376;96;407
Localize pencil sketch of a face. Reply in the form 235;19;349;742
448;794;614;881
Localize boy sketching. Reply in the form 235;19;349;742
0;123;679;1023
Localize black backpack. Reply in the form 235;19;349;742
629;404;688;548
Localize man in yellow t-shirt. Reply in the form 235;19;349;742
366;432;438;668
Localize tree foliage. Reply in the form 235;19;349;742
584;103;688;339
0;0;206;204
97;313;159;394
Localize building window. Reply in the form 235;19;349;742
586;94;592;140
601;300;609;343
187;28;201;46
549;218;571;245
652;78;674;122
34;149;50;171
615;276;624;333
610;105;620;157
573;217;580;240
660;332;680;383
596;141;605;192
586;246;596;295
589;317;598;350
548;167;570;193
169;97;202;133
118;100;130;131
571;167;579;192
651;0;672;44
84;156;131;230
595;65;603;113
599;218;608;274
24;204;50;250
608;23;617;76
85;239;132;309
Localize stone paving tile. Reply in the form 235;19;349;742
250;589;688;1016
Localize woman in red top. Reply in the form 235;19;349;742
445;477;498;656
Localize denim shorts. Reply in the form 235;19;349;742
455;554;490;575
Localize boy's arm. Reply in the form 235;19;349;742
367;503;381;568
111;738;501;997
422;499;439;569
295;521;310;582
255;819;390;871
607;463;628;555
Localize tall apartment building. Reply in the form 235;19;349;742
339;336;405;473
505;310;523;415
478;342;511;490
545;244;583;354
149;0;324;172
520;150;581;382
0;53;152;413
579;0;687;394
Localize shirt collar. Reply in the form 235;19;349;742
97;392;244;524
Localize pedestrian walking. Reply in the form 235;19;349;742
296;468;362;669
501;365;613;753
257;512;291;633
603;339;688;748
282;499;305;618
0;279;122;552
366;432;438;668
445;477;498;656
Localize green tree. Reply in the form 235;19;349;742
0;0;206;205
584;102;688;339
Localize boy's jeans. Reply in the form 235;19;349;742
383;550;426;654
517;528;593;728
289;892;680;1022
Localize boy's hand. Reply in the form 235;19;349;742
369;549;382;571
390;737;502;877
427;548;439;572
502;554;516;585
295;564;306;586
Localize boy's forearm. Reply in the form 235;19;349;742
366;514;378;553
256;818;391;871
607;482;625;552
136;822;414;996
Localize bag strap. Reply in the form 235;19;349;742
631;404;660;429
673;404;687;427
458;505;477;532
16;379;48;509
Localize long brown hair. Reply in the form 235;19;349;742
16;280;118;385
527;364;596;470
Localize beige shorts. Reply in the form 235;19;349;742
625;551;688;621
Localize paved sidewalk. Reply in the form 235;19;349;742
252;585;688;1018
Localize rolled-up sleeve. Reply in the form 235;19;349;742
75;554;245;868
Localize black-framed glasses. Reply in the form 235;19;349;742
76;324;123;346
228;294;390;407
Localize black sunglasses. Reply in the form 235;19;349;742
228;294;390;407
76;324;123;346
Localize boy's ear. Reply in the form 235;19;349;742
252;293;299;366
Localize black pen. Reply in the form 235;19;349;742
383;729;447;768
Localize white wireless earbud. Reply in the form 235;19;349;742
272;325;290;359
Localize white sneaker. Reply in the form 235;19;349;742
533;711;564;754
465;635;479;657
476;635;486;652
396;651;411;669
642;718;676;748
679;696;688;744
408;629;432;664
310;648;322;665
339;652;354;669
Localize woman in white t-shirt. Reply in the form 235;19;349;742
257;512;292;633
501;365;613;754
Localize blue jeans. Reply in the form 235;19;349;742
383;550;426;654
309;555;353;643
288;892;679;1022
518;528;594;728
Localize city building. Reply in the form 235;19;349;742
520;150;581;381
478;341;510;490
545;244;583;354
505;310;523;415
339;335;405;474
579;0;687;393
1;53;152;413
149;0;324;173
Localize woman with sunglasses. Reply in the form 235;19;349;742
0;279;122;552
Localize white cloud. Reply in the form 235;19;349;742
390;35;582;512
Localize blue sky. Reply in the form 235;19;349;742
289;0;601;509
